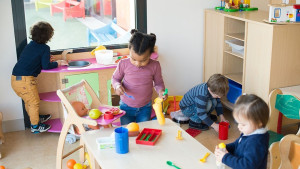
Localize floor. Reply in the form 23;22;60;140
1;108;298;169
0;108;241;169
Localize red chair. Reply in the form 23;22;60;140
51;0;85;21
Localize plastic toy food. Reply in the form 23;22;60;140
0;166;5;169
109;107;120;115
127;122;140;137
73;163;83;169
89;109;102;119
67;159;76;169
153;97;165;125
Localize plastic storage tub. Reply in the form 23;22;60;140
227;79;242;104
225;39;244;56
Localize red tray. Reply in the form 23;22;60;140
136;128;162;146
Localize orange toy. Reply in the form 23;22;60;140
67;159;76;169
0;166;5;169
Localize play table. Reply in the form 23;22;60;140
81;118;229;169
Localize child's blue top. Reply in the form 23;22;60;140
12;41;58;77
179;83;223;126
223;128;269;169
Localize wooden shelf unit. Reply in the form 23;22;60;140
204;9;300;106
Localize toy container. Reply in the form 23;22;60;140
136;128;162;146
96;137;115;150
225;39;244;56
95;50;113;65
227;79;242;104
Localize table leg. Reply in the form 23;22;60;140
87;148;101;169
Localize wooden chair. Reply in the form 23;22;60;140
56;80;100;169
268;88;300;146
269;134;300;169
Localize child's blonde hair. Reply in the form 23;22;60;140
207;74;229;97
233;94;269;128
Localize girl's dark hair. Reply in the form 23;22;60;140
30;21;54;44
233;94;269;128
128;29;156;55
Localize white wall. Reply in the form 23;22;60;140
0;1;25;131
147;0;220;96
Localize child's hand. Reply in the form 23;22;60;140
211;122;219;132
115;85;125;96
50;55;55;62
214;145;228;162
57;60;68;66
159;90;168;101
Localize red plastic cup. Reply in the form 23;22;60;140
219;121;229;140
104;111;114;120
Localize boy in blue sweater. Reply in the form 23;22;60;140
179;74;229;131
215;94;269;169
11;21;67;133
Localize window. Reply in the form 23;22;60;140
274;8;281;18
12;0;146;52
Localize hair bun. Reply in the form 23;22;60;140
130;29;138;35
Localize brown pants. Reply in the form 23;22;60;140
11;75;40;125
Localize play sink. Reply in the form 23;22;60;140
68;61;91;68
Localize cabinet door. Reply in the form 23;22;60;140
244;22;273;102
204;11;224;82
65;73;99;106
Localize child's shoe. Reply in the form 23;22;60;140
39;114;51;123
31;123;51;133
210;114;218;122
189;120;209;131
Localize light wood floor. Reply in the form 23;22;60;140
2;108;297;169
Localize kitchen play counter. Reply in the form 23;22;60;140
36;49;129;132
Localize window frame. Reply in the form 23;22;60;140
11;0;146;128
12;0;147;56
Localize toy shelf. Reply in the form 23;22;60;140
224;50;243;59
224;72;243;85
225;33;245;41
43;118;62;133
39;91;61;102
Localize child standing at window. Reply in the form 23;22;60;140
11;21;68;133
214;94;269;169
112;29;167;125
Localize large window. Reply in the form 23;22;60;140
13;0;146;52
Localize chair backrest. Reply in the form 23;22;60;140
269;134;300;169
280;134;300;169
268;88;300;134
56;80;99;169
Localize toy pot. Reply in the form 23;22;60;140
104;111;114;120
219;122;229;140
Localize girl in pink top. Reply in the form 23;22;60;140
112;29;167;125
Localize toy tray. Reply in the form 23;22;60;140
136;128;162;146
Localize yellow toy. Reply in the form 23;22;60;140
152;97;165;125
199;152;211;163
91;45;106;56
176;130;183;140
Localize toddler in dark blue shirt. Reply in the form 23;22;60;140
215;94;269;169
11;21;67;133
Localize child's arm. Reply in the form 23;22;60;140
112;60;125;95
41;47;59;70
153;62;165;98
222;140;268;169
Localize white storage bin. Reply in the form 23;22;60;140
225;39;244;56
96;137;115;150
95;50;113;65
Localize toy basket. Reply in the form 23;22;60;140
163;96;183;115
